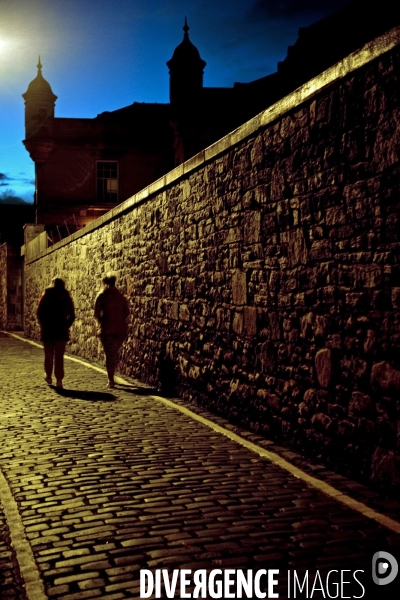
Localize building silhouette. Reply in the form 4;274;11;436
1;0;397;332
21;1;400;236
22;58;174;232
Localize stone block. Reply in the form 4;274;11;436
348;391;372;417
315;348;332;388
258;340;277;373
363;329;376;354
179;304;190;322
232;270;247;305
243;306;257;338
371;361;400;392
268;312;281;340
281;229;309;267
354;265;382;288
167;302;179;321
232;311;243;335
250;133;264;167
243;212;261;244
310;240;331;261
225;227;242;244
392;287;400;309
311;412;331;431
371;447;400;490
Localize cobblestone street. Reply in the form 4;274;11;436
0;332;399;599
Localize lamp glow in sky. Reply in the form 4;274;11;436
0;0;350;205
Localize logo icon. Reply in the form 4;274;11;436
372;551;398;586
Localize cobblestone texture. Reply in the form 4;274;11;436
0;497;27;600
0;333;400;598
23;40;400;492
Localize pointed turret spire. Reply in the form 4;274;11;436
167;18;206;90
22;57;57;139
167;19;207;164
183;17;189;39
23;57;56;97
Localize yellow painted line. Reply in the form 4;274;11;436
3;331;400;536
148;394;400;535
0;470;47;600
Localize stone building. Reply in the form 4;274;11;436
0;243;23;330
17;0;400;489
23;23;400;492
21;23;250;233
22;58;174;232
23;1;400;234
0;204;35;331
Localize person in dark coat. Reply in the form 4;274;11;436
94;273;130;388
37;277;75;389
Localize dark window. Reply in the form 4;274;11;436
96;161;118;202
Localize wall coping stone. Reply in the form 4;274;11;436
25;25;400;265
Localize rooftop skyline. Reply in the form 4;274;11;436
0;0;350;204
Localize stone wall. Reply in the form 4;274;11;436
0;244;7;329
24;28;400;493
0;244;23;331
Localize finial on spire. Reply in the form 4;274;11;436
37;56;42;74
183;17;189;38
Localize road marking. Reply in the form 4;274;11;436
3;331;400;538
0;470;47;600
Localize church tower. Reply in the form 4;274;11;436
167;19;206;164
167;18;206;110
22;58;57;220
22;58;57;145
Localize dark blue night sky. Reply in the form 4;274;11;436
0;0;350;204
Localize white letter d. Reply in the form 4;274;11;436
140;570;154;598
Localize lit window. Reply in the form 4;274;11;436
96;161;118;202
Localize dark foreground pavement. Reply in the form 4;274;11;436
0;331;400;600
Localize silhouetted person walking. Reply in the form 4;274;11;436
37;277;75;389
94;273;130;388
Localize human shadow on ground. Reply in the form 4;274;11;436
116;384;178;400
114;383;159;396
52;387;115;401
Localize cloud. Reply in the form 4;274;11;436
0;189;28;204
0;172;33;186
17;176;35;186
0;172;34;202
0;172;14;184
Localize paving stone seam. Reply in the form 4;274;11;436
4;330;400;540
0;470;47;600
148;395;400;535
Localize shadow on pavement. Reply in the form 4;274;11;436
115;383;159;396
52;388;115;401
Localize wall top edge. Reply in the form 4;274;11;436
24;24;400;264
